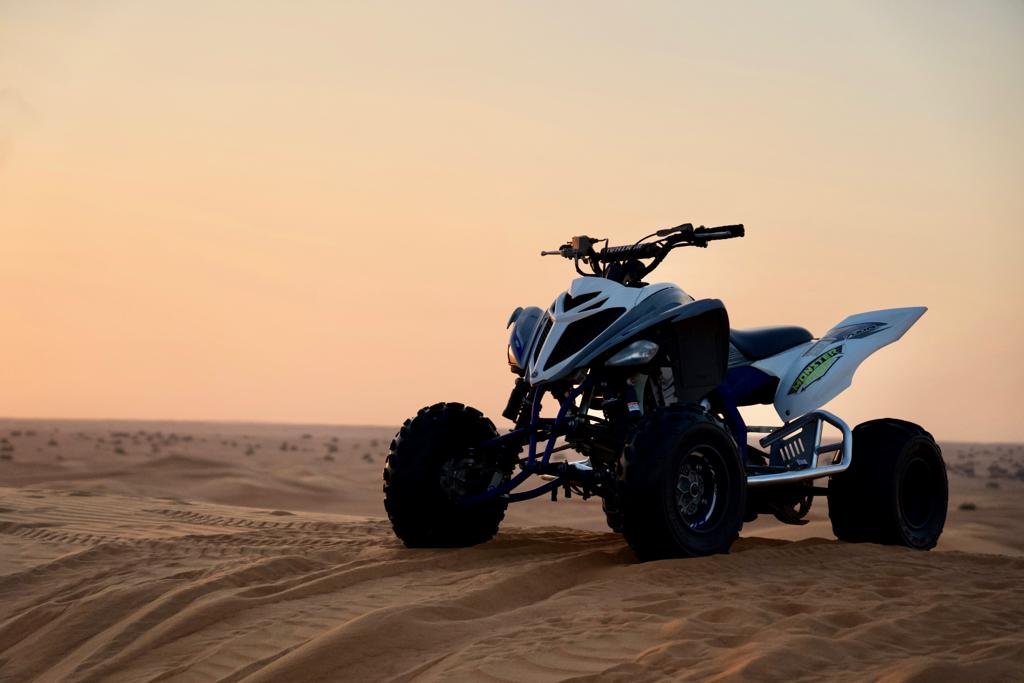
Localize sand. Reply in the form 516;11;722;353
0;419;1022;681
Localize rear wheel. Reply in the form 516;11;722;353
827;418;947;549
619;406;746;561
383;403;511;547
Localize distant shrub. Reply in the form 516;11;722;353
245;446;255;456
114;447;126;455
988;464;1010;479
48;439;58;447
950;463;975;478
362;452;374;463
0;453;11;461
10;430;21;437
302;433;312;439
986;481;1000;489
324;453;335;461
325;443;339;454
959;502;977;511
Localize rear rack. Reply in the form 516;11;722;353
745;410;852;487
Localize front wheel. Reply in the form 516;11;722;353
383;403;511;548
827;418;947;549
619;406;747;561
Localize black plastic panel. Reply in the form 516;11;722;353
545;308;625;370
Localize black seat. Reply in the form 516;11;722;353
730;326;813;361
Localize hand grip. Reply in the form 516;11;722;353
696;224;744;240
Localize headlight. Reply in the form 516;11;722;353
606;340;659;367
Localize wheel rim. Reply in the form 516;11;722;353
439;457;471;500
899;451;941;530
675;447;725;531
440;455;504;502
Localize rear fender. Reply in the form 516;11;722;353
754;307;927;420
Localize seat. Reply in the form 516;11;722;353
729;325;812;361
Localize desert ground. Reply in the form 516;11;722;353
0;419;1021;682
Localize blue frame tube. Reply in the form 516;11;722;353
466;377;759;507
525;389;543;467
712;387;749;461
538;381;589;467
461;379;592;506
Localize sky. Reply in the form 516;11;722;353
1;1;1022;440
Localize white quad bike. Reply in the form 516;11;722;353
384;223;948;560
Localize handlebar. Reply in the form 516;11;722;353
540;222;744;283
596;224;744;261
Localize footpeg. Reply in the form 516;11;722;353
539;458;592;481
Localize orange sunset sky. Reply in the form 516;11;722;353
2;2;1022;440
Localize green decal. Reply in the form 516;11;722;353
788;345;843;395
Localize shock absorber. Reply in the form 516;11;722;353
602;374;645;422
502;377;532;424
624;373;644;417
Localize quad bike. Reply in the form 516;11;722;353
383;223;948;560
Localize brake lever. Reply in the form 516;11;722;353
656;222;693;237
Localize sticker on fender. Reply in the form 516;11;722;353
788;345;843;395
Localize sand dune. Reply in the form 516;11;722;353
1;420;1023;681
2;488;1022;682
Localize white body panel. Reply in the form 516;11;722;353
528;277;692;384
752;307;927;421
